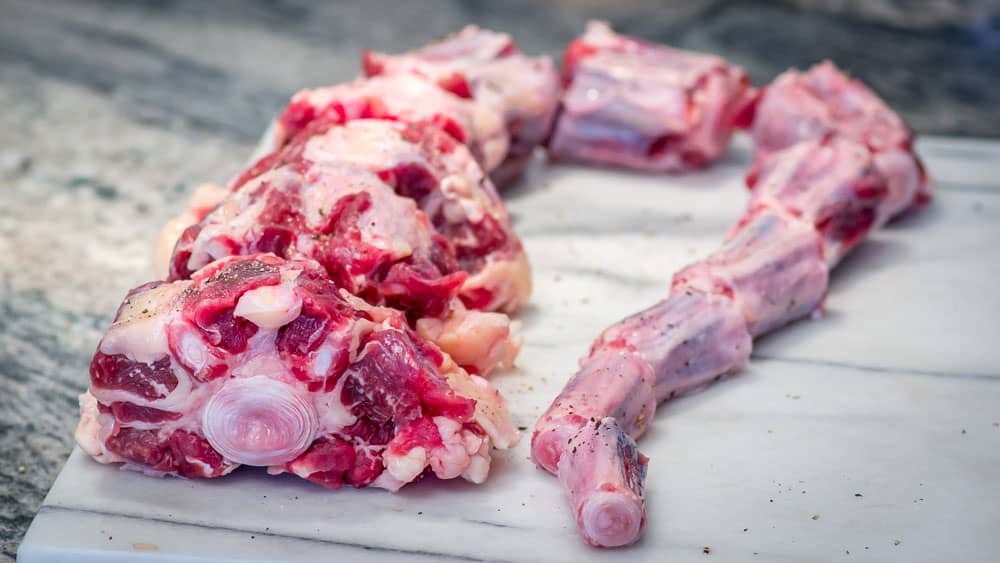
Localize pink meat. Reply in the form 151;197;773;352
363;25;560;185
532;289;751;474
749;61;931;222
533;289;753;547
742;135;888;265
548;21;755;172
274;74;509;174
169;162;465;321
674;209;829;336
534;216;824;545
557;418;647;548
534;90;920;544
75;255;518;489
232;118;531;315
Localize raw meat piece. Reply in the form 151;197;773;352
233;118;531;315
363;25;561;184
751;60;912;156
535;82;926;543
673;208;829;336
548;21;754;172
533;289;752;546
273;74;510;174
169;162;520;375
169;162;465;320
749;61;930;224
742;135;888;265
76;254;518;489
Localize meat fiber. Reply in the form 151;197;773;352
232;119;531;315
76;254;518;489
363;25;561;185
548;21;754;172
169;162;520;375
169;163;464;319
749;61;930;224
274;74;510;174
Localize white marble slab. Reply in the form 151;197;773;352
18;135;1000;563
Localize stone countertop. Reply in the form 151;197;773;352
1;0;998;559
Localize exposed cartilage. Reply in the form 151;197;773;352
548;21;755;172
558;418;648;548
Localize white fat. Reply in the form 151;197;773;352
462;430;485;456
182;457;216;478
303;120;422;172
461;251;532;315
75;392;122;464
312;346;333;378
370;470;407;492
437;358;519;450
384;446;427;484
296;161;430;259
461;439;492;485
99;286;182;364
428;417;471;480
234;284;303;329
314;371;357;433
187;176;273;271
88;358;195;413
417;304;520;376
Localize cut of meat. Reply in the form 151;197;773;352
169;163;465;321
748;61;930;224
76;254;518;489
548;21;755;172
168;161;520;376
743;135;888;265
750;61;913;156
232;119;531;315
534;54;935;546
363;25;561;185
273;74;510;174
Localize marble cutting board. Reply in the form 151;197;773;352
17;135;1000;562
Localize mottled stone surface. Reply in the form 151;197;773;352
1;0;998;559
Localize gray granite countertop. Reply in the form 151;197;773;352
1;0;998;559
